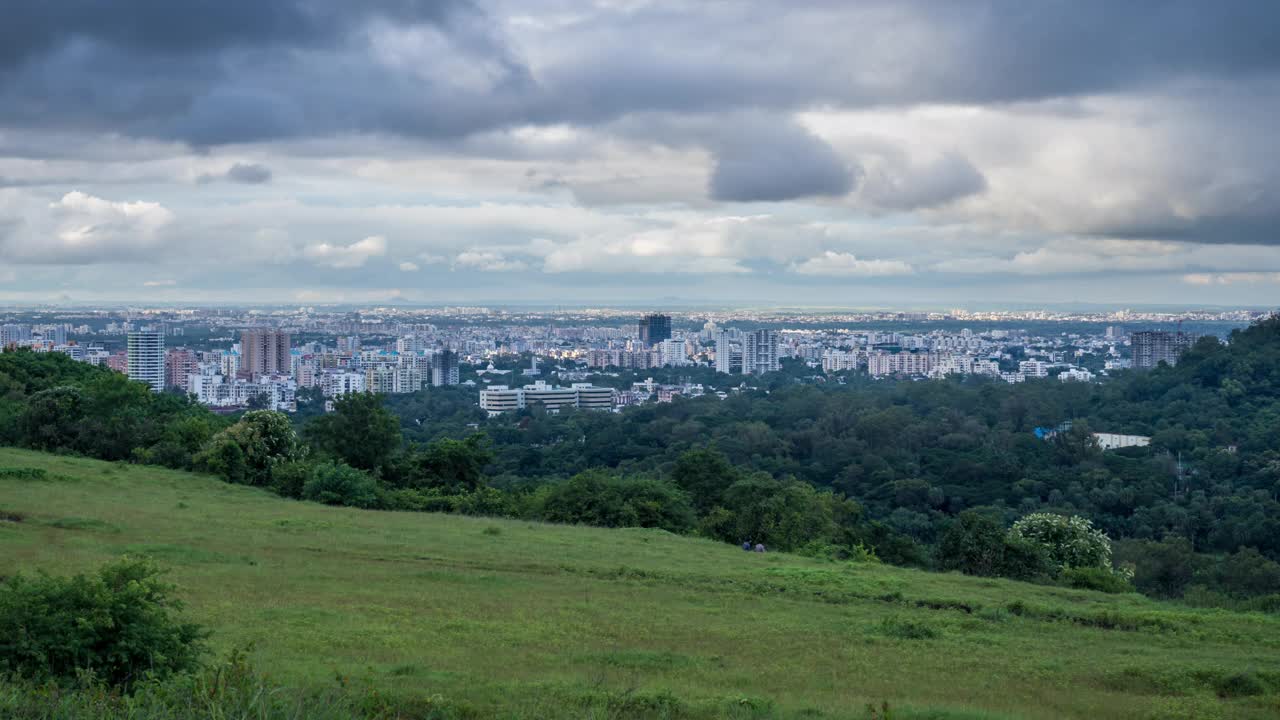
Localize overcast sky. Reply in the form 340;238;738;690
1;0;1279;307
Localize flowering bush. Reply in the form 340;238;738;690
1009;513;1113;571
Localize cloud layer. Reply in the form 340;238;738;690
0;1;1278;304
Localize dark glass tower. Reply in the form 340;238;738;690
638;313;672;347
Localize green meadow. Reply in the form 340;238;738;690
2;447;1278;719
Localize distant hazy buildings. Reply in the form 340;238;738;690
1132;331;1198;369
126;330;165;393
638;313;672;348
240;330;292;379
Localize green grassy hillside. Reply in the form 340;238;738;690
2;448;1278;720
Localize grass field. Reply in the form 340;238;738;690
2;448;1279;719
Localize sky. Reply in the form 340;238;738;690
1;0;1279;307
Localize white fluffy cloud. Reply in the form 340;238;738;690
1183;272;1280;286
302;235;387;268
0;190;175;264
454;250;527;272
790;251;914;277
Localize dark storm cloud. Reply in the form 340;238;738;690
709;121;857;202
860;153;987;211
1;0;1277;146
0;1;463;67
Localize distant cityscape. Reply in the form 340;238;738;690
0;305;1267;416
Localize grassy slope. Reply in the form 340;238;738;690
1;448;1278;720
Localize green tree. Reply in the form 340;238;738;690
717;475;852;551
1009;513;1113;571
400;434;494;492
536;470;694;533
18;385;84;451
302;462;381;509
0;558;206;688
197;410;300;486
306;392;401;471
937;511;1007;576
1118;537;1200;598
670;447;740;513
1208;547;1280;598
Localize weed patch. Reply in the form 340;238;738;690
46;517;121;533
878;616;940;640
598;650;696;671
0;467;48;481
118;543;235;564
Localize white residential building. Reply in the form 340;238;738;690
657;338;690;367
127;330;165;393
1019;360;1050;378
1059;368;1095;382
321;370;366;397
743;329;780;375
479;381;616;416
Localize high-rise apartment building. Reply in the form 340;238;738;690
657;338;689;367
431;349;459;386
638;313;672;348
1;324;31;348
165;348;198;390
1132;331;1197;369
127;330;165;393
714;334;743;374
743;329;780;375
240;330;292;379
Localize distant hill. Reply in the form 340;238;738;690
2;448;1279;719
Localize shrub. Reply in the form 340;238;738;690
1210;671;1267;698
302;462;381;509
1061;566;1134;594
536;470;695;533
877;616;939;640
937;511;1005;576
798;541;880;563
997;535;1053;581
196;410;300;487
268;459;316;499
0;467;49;481
1009;513;1112;572
0;558;206;688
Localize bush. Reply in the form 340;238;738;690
196;410;300;487
937;511;1005;576
302;463;381;509
997;535;1053;581
0;467;48;481
536;470;695;533
1009;513;1113;572
1061;566;1134;594
0;558;206;688
877;616;939;640
268;459;316;499
0;648;464;719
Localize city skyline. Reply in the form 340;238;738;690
2;2;1279;305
